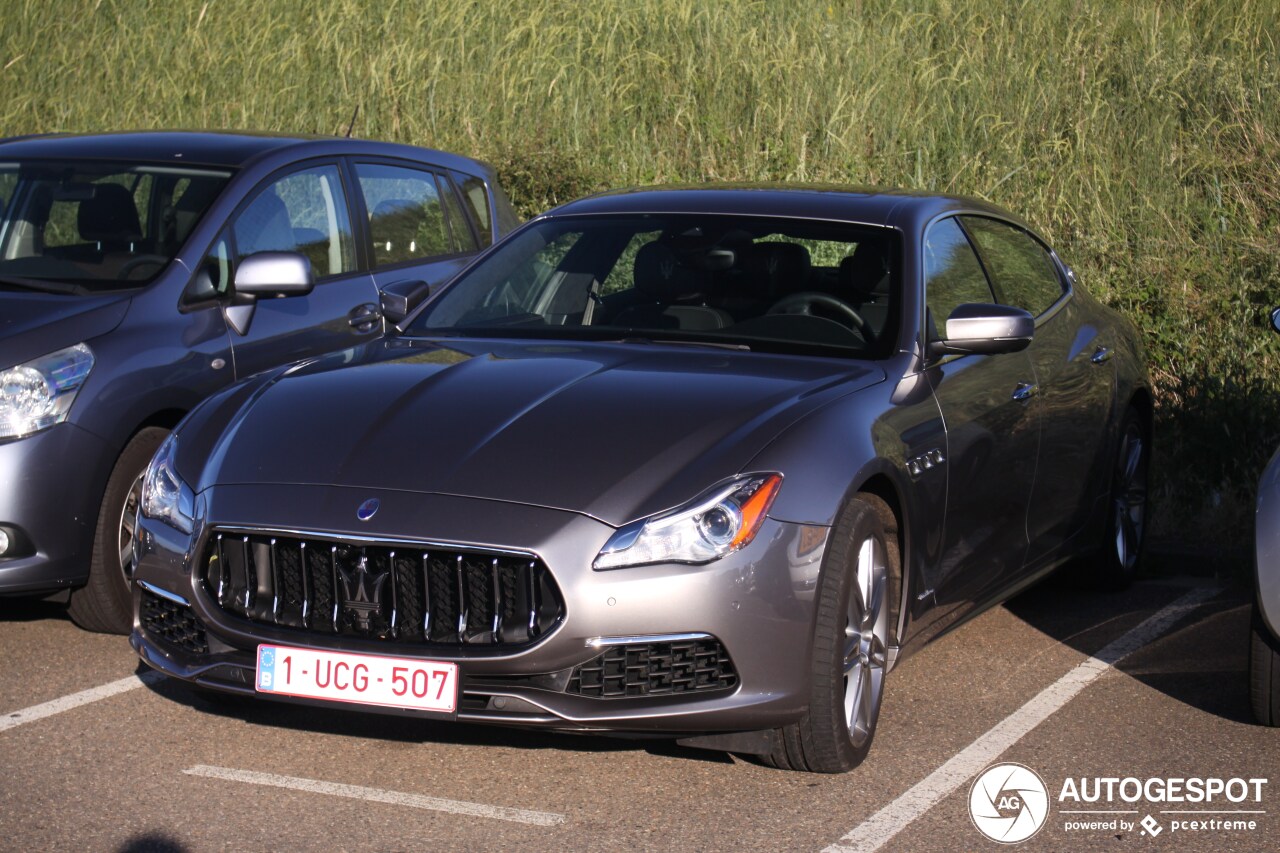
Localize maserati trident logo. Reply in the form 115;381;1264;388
356;498;380;521
338;555;389;632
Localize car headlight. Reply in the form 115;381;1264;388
139;432;195;534
0;344;95;439
593;473;783;570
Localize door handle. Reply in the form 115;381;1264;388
1091;346;1113;365
348;303;382;332
1011;382;1039;402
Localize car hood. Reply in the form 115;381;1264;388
181;338;885;527
0;289;132;369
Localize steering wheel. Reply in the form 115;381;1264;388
116;254;169;280
767;291;870;335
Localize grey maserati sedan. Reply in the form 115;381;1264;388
130;186;1150;773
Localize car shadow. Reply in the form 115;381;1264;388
140;667;734;766
0;595;70;624
1000;568;1255;725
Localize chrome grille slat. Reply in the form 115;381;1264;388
200;530;563;650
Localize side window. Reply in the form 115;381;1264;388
450;170;494;247
924;217;996;335
355;162;460;267
437;176;478;253
959;216;1065;317
232;164;355;279
599;230;661;295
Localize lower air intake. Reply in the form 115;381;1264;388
140;590;209;655
567;638;738;698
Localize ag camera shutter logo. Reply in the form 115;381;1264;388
969;763;1050;844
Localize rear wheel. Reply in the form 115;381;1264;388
766;493;898;773
68;427;168;634
1091;407;1148;590
1251;603;1280;726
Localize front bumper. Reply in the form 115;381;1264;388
0;423;113;595
131;483;829;734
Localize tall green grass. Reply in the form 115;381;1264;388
2;0;1278;553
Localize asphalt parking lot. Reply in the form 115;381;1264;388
1;572;1275;853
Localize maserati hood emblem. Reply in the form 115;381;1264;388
356;498;380;521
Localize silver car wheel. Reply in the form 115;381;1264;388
843;535;888;748
117;471;145;582
1112;421;1146;572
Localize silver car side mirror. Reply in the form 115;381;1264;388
929;303;1035;357
234;251;314;296
224;252;315;336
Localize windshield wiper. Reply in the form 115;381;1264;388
0;276;81;295
611;336;751;351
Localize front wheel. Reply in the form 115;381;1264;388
1251;604;1280;726
767;493;899;773
68;427;169;634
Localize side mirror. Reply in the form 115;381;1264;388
224;252;314;336
234;252;314;297
929;303;1035;357
1271;307;1280;334
380;279;431;325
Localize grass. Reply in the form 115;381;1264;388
2;0;1278;556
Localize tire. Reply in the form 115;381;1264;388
1251;603;1280;727
766;493;900;773
68;427;169;634
1091;407;1149;590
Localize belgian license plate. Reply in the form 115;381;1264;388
255;645;458;715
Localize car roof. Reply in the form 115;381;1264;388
541;184;1023;234
0;130;494;175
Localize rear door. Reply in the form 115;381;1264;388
350;160;483;310
197;162;382;378
960;216;1114;565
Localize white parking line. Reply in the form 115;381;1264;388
0;670;165;734
183;765;567;826
823;586;1216;853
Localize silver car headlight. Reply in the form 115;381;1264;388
0;343;95;439
593;473;783;570
139;432;195;534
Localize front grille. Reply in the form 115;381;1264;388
567;638;738;698
200;531;564;648
140;590;209;655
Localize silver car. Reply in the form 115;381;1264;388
130;186;1150;772
1251;308;1280;727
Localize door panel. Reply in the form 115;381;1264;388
922;216;1040;614
1022;298;1115;561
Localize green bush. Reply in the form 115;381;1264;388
2;0;1277;556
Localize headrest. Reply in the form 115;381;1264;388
839;241;890;299
372;198;418;221
633;240;700;302
741;241;811;300
234;191;295;255
77;183;142;244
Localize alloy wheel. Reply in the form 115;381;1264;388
116;471;145;582
1112;421;1147;572
843;535;888;748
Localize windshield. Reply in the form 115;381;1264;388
405;214;900;357
0;160;232;292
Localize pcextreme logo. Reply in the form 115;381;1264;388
967;764;1269;844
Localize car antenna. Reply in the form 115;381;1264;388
344;105;360;139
